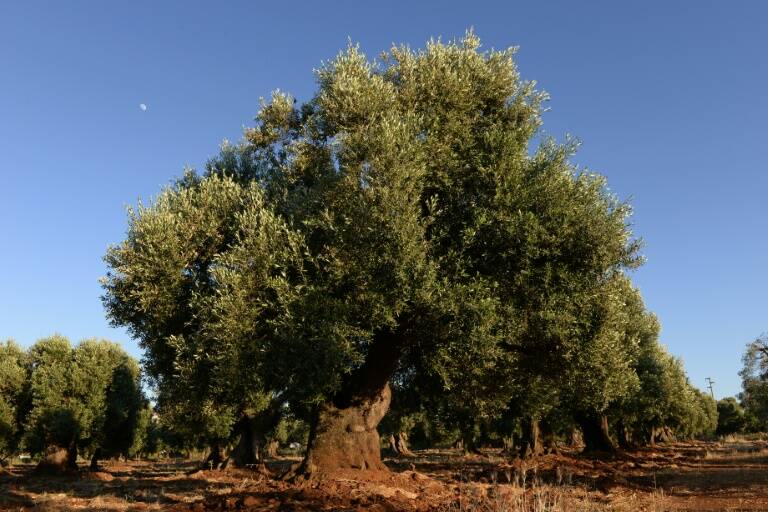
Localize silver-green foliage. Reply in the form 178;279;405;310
23;336;144;458
0;339;26;460
740;335;768;429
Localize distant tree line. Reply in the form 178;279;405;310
0;336;146;472
97;32;716;476
0;336;312;473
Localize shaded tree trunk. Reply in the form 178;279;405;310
34;442;78;475
519;417;542;458
68;441;78;470
388;432;414;457
201;442;224;470
89;447;102;471
395;432;414;456
230;417;262;467
568;426;583;448
541;422;559;455
575;413;616;453
462;433;483;455
296;325;408;476
616;421;634;450
501;435;514;454
230;400;286;468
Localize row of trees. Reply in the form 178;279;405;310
100;32;715;475
0;337;146;472
713;335;768;436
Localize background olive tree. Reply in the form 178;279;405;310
21;336;145;473
0;340;26;467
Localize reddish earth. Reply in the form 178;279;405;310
2;438;768;511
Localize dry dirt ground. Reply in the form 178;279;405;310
2;439;768;511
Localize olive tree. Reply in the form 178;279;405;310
0;340;26;466
103;32;640;474
102;173;298;467
23;336;144;472
717;397;747;436
740;335;768;429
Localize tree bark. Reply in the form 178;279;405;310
230;400;285;468
230;417;262;467
576;413;616;453
388;434;399;454
89;447;102;471
34;443;78;475
568;426;583;448
299;382;391;474
519;417;543;458
388;432;414;457
296;325;408;476
616;421;634;450
199;442;224;471
462;434;483;455
541;422;559;455
395;432;414;457
266;440;279;458
659;426;675;443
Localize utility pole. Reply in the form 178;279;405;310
705;377;715;400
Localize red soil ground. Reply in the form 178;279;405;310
2;438;768;511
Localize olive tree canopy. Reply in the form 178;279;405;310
103;32;640;473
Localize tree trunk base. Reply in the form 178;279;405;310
568;427;584;448
89;448;102;472
34;445;78;476
229;418;263;468
189;443;226;473
389;432;414;457
519;417;543;459
577;414;616;453
230;401;286;469
617;422;635;450
294;383;391;478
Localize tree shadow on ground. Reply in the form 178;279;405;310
0;464;244;510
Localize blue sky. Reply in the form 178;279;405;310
1;1;765;399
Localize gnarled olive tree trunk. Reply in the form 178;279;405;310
649;425;674;446
541;421;559;455
568;426;583;448
389;431;414;457
519;417;543;458
575;412;616;453
616;420;635;450
200;441;225;470
89;447;103;471
35;442;79;475
229;400;285;468
301;382;391;473
296;326;406;475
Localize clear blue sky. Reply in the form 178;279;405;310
1;1;765;399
